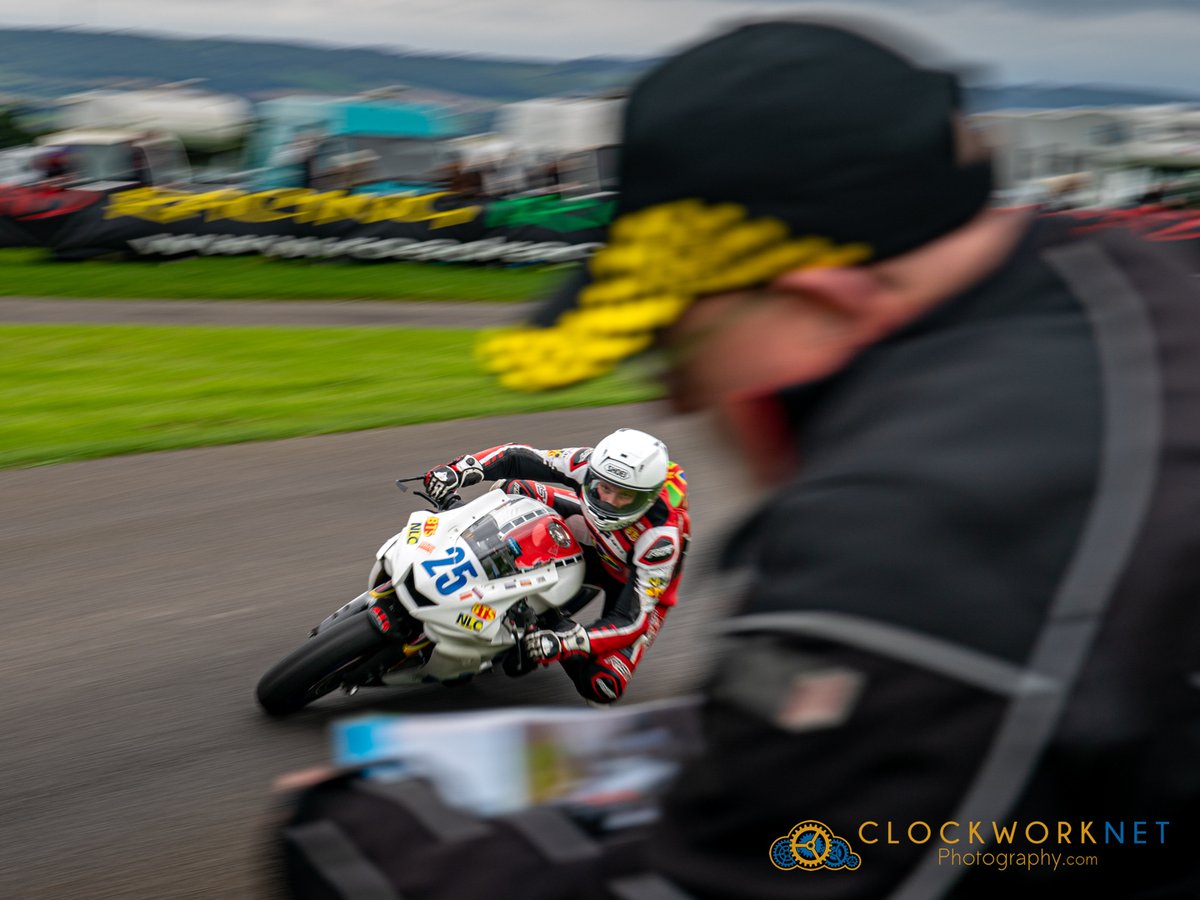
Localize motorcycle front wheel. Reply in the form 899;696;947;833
256;612;384;716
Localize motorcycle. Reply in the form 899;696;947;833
255;479;590;716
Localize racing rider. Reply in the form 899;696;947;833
423;428;690;704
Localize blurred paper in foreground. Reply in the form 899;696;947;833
330;697;702;830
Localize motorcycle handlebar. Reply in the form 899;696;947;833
394;476;463;513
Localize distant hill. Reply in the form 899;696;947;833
0;28;650;104
967;83;1200;110
0;27;1196;111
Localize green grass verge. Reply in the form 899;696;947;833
0;249;560;301
0;323;661;469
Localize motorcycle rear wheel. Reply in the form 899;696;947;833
256;612;384;716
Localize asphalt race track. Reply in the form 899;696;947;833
0;401;757;899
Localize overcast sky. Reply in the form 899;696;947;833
3;0;1198;94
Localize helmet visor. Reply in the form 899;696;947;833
582;473;657;521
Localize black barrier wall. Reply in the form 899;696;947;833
4;185;1200;272
0;185;616;264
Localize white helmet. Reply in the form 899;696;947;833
581;428;669;532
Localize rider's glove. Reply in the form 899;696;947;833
423;455;484;503
423;465;459;503
523;622;590;664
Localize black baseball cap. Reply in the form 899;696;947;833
478;18;993;391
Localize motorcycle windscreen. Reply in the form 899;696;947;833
461;510;581;581
460;513;525;580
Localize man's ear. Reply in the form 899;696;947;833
768;266;885;319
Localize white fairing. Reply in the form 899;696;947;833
374;490;584;683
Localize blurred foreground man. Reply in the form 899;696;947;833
281;17;1199;900
480;15;1200;899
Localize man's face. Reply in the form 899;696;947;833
595;480;639;509
658;283;860;414
658;288;790;413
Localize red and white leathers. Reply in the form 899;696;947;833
444;443;690;703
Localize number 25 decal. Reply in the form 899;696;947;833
421;545;479;595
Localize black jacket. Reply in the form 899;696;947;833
651;218;1200;899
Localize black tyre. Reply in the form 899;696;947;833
256;612;385;716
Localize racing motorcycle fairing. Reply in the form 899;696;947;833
374;489;585;682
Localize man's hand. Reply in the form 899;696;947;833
423;455;485;503
522;623;590;664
